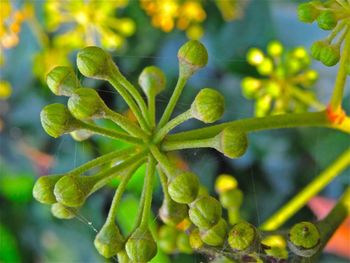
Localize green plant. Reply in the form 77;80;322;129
33;3;350;260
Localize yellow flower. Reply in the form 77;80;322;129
44;0;135;50
140;0;205;39
242;41;320;117
0;0;29;49
215;0;248;21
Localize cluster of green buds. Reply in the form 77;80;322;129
298;0;350;66
241;41;320;116
33;40;252;262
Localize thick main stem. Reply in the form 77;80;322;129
260;148;350;231
165;111;350;142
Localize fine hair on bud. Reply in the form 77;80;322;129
125;227;157;262
46;66;80;96
68;88;107;120
40;103;80;138
139;66;166;96
178;40;208;78
168;171;199;204
33;174;63;204
191;88;225;123
94;221;124;258
189;195;222;229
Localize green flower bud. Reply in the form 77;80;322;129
68;88;107;120
70;129;93;141
257;58;273;76
177;231;193;254
241;77;261;99
247;48;264;66
168;172;199;204
94;221;124;258
200;218;227;246
138;66;166;97
267;41;283;57
190;88;225;123
33;174;63;204
77;46;114;79
158;225;178;253
178;40;208;78
215;128;248;159
317;11;337;30
288;222;320;257
40;103;80;138
297;2;320;23
125;227;157;262
189;228;204;250
320;44;340;67
117;250;133;263
228;221;259;253
46;66;81;96
219;188;243;209
51;203;76;219
54;175;98;207
303;69;318;87
159;198;188;226
310;40;326;60
189;196;222;229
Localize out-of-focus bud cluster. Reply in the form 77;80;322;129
44;0;135;50
242;41;319;116
298;0;350;67
140;0;248;40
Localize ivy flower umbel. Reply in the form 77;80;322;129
33;40;251;261
241;41;322;117
298;0;350;67
44;0;135;50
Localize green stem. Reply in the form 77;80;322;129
165;111;350;142
80;122;143;144
149;145;176;179
91;150;148;193
289;86;325;111
69;147;136;176
108;74;150;132
140;155;156;229
148;91;156;128
105;108;149;140
157;75;188;129
326;20;347;43
330;30;350;110
161;136;216;151
301;187;350;263
116;71;152;127
157;166;171;200
260;148;350;231
154;110;192;143
106;160;144;223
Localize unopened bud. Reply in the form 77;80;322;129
191;88;225;123
215;128;248;159
228;221;259;253
41;103;80;138
158;225;178;253
219;188;243;209
46;66;81;96
297;2;320;23
32;174;63;204
177;231;193;254
200;218;227;246
51;203;76;219
138;66;166;97
168;172;199;204
320;44;340;67
189;196;222;229
178;40;208;78
159;198;188;226
215;174;238;194
189;228;204;250
317;11;337;30
288;222;320;257
125;227;157;262
94;221;124;258
310;40;326;60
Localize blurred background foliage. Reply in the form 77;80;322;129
0;0;349;262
